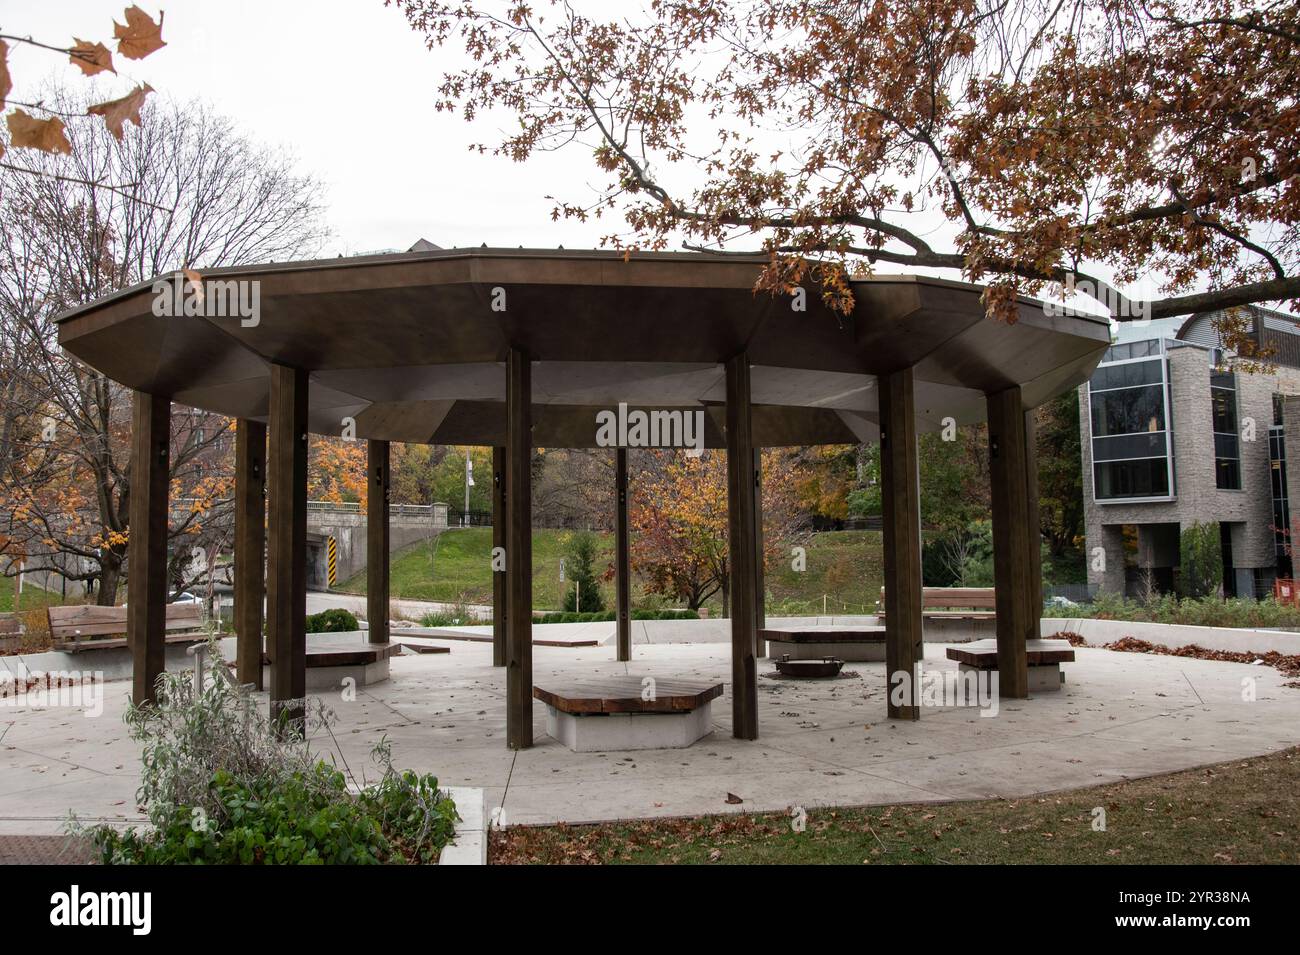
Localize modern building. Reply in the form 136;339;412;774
1080;305;1300;598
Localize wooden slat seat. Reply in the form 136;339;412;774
534;677;722;715
945;638;1075;668
879;587;997;620
47;603;205;652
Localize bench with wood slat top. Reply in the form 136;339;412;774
534;677;723;752
760;626;885;661
47;603;205;652
534;678;722;715
878;587;997;620
945;638;1075;692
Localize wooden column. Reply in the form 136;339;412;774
1024;409;1044;630
234;419;266;689
615;447;631;662
367;439;390;645
267;364;308;730
127;391;169;706
879;368;923;720
725;354;758;740
492;446;507;667
505;348;533;749
753;447;766;658
987;385;1031;698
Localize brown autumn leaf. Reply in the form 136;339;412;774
724;792;743;804
113;5;166;60
6;110;73;155
0;39;11;110
87;83;153;141
70;38;116;76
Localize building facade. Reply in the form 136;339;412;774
1080;306;1300;598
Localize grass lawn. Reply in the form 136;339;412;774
0;574;68;614
490;748;1300;864
341;527;615;610
342;527;887;615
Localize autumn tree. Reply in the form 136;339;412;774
631;448;808;613
0;90;326;603
396;0;1299;326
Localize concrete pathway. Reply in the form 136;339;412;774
2;641;1299;835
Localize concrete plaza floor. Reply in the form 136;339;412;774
2;639;1299;834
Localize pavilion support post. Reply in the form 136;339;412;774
492;446;507;667
725;353;759;740
753;447;766;658
127;391;169;706
1024;409;1043;632
879;368;923;720
267;364;308;731
615;447;631;662
234;419;266;689
505;348;534;749
367;439;390;645
987;386;1032;698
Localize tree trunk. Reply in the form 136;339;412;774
97;553;122;606
720;579;730;618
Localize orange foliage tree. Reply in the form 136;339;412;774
630;448;808;613
397;0;1299;326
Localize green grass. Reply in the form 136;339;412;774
766;530;884;615
342;528;886;614
340;527;616;611
491;748;1300;865
0;575;68;614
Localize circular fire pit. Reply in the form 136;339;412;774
774;655;844;678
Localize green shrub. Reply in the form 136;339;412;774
306;608;359;633
561;531;606;613
75;641;457;864
1071;593;1300;629
1179;522;1223;598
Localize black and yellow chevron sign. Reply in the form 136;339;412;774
327;536;337;587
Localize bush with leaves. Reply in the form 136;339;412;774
73;641;456;864
305;608;360;633
561;531;606;613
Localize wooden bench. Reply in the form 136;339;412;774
261;638;401;690
945;638;1075;691
760;626;885;661
47;603;206;653
533;677;722;752
878;587;997;620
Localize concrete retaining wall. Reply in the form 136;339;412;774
1042;616;1300;655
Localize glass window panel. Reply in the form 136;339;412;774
1092;431;1169;461
1091;360;1163;391
1215;457;1241;490
1214;432;1240;460
1094;458;1171;499
1090;385;1166;437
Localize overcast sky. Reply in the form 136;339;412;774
1;0;614;255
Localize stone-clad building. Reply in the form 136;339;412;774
1080;306;1300;598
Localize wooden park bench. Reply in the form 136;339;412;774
533;677;722;752
760;626;885;662
878;587;997;620
945;638;1075;692
47;603;206;653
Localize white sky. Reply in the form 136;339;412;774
0;0;612;254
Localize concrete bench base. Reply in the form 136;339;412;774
947;639;1074;693
263;657;391;691
545;703;714;752
958;661;1064;692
